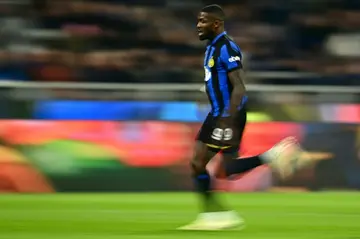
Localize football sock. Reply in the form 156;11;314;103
194;171;211;200
193;170;225;212
225;156;263;177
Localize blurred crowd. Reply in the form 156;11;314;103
0;0;359;84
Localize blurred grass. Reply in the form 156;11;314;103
0;192;359;239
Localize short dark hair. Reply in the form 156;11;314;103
201;4;225;21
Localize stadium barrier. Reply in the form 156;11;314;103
0;80;359;193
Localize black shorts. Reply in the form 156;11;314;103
196;106;247;154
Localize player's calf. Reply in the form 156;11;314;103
217;137;305;181
190;142;225;211
190;159;211;199
190;160;227;212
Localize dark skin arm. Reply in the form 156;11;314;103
227;68;246;117
219;68;246;145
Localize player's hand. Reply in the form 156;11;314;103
218;116;237;146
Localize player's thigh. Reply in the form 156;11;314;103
191;140;218;170
193;115;221;169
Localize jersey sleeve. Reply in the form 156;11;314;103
219;42;243;72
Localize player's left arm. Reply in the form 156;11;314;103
219;44;246;119
227;68;246;118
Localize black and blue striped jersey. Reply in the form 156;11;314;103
203;31;248;117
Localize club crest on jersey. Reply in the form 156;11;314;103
208;57;215;68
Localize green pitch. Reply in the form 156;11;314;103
0;192;359;239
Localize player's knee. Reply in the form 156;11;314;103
190;157;206;174
190;143;207;173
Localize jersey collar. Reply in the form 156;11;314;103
209;31;227;45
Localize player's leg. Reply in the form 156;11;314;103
178;115;243;230
180;144;243;230
219;106;262;176
221;106;303;180
222;138;302;179
190;140;225;213
188;113;225;213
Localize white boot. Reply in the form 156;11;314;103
260;137;303;179
177;210;245;231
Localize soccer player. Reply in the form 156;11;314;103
178;5;304;230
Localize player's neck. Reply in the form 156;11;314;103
215;29;225;37
209;30;226;43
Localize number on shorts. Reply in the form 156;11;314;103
211;128;233;141
223;128;233;141
211;128;223;140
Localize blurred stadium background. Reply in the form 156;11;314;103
0;0;359;238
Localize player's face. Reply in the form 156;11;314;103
197;12;216;41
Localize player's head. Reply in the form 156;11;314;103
197;4;225;41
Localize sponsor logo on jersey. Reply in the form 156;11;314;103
228;56;240;62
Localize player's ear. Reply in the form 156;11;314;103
213;19;223;29
213;20;220;28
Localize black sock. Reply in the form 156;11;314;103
193;171;211;200
193;171;225;212
225;156;263;177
